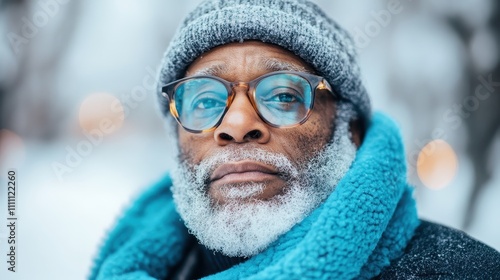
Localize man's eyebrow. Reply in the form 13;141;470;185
260;58;312;73
188;64;229;77
187;58;312;77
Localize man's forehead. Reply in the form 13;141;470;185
185;41;314;78
187;58;311;77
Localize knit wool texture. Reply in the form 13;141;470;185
157;0;371;121
89;113;420;279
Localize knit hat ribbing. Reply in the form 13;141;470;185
157;0;371;122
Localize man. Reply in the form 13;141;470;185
90;0;500;279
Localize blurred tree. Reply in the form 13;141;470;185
444;1;500;228
0;0;25;132
0;86;4;130
1;0;80;140
462;2;500;229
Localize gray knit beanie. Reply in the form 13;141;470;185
157;0;371;123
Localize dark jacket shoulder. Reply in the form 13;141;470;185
376;220;500;279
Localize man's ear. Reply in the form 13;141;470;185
349;119;363;148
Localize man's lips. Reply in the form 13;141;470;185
210;161;279;184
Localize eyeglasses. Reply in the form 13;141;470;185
161;71;338;133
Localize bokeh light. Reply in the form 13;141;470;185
0;129;26;170
417;139;458;190
78;93;125;135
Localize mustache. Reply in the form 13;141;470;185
180;147;299;188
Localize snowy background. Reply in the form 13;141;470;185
0;0;499;279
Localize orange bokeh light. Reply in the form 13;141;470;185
0;129;26;169
78;93;125;135
417;139;458;190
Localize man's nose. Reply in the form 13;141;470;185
213;89;271;145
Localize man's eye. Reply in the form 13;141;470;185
271;93;298;103
193;98;225;109
266;89;303;104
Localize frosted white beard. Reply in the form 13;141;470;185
171;120;356;257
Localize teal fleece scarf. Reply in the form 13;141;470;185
90;113;420;279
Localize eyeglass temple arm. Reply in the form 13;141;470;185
317;79;341;100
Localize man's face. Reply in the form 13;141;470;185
171;41;357;257
178;41;337;204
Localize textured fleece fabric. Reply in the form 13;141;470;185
157;0;371;122
89;113;422;279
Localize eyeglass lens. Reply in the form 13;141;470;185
173;73;313;131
